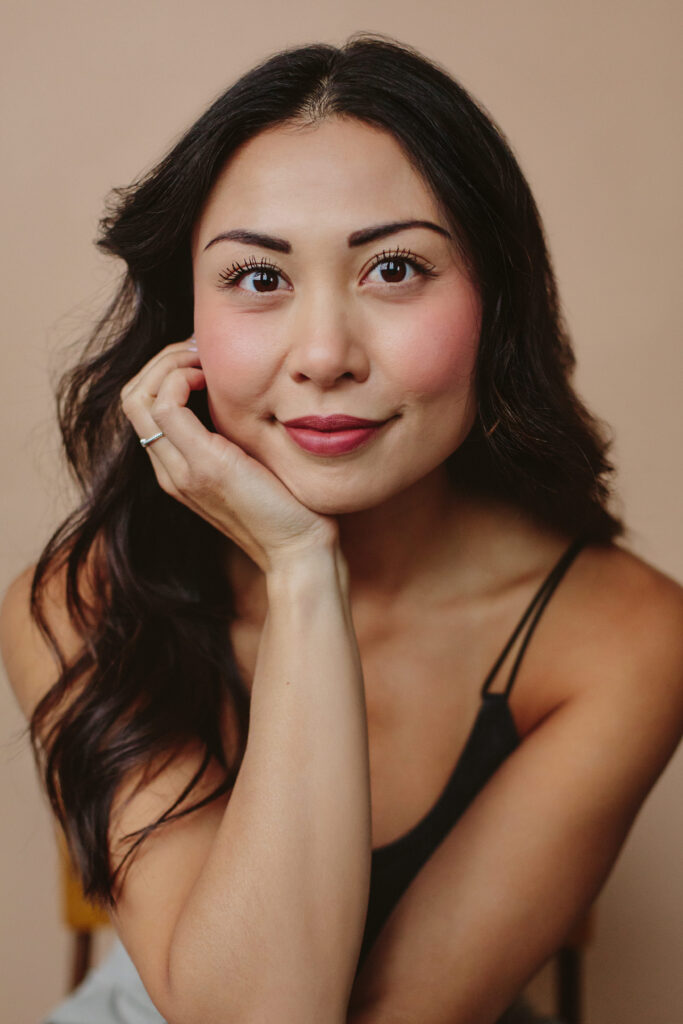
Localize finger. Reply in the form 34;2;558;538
120;343;200;405
146;366;231;503
142;442;176;496
132;345;201;398
121;362;202;472
120;339;195;398
133;335;197;373
124;391;185;494
120;348;201;448
150;367;251;479
149;366;218;459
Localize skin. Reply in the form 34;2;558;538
127;114;522;610
110;121;683;1017
190;115;481;522
3;115;683;1023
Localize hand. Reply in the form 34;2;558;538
119;339;338;573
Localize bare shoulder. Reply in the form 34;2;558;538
566;540;683;690
533;538;683;795
0;552;94;724
577;537;683;609
2;563;58;721
355;543;683;1021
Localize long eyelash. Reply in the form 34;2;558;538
368;247;439;278
218;256;282;287
217;247;439;290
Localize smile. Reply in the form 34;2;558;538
280;414;392;456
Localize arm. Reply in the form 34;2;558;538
347;571;683;1024
117;342;373;1023
160;544;372;1024
2;343;374;1024
1;547;373;1024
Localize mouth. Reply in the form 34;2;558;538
280;413;393;456
282;414;387;431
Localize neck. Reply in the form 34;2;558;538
336;469;565;609
337;465;463;599
226;468;556;621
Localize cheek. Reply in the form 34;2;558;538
193;305;279;407
390;296;480;397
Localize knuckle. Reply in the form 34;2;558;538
157;474;178;498
173;464;192;494
215;449;238;480
150;398;172;423
168;365;189;382
157;352;179;368
188;464;213;495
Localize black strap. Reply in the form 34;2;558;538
481;535;587;699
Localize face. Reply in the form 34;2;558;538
191;116;481;515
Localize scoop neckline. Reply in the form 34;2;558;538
370;692;519;857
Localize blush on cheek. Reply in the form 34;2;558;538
195;319;276;406
396;305;480;396
193;337;263;441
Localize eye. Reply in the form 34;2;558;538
364;248;438;286
218;256;289;294
217;247;439;295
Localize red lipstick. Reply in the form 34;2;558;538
281;414;390;456
283;415;385;431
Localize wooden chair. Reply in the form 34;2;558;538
58;833;110;991
554;909;595;1024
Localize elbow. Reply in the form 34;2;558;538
157;969;243;1024
160;966;336;1024
161;922;351;1023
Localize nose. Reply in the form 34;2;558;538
285;291;370;388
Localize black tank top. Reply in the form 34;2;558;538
355;534;587;979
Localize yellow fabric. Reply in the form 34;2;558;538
58;832;110;931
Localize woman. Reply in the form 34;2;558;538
2;32;682;1024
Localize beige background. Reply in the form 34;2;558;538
1;2;681;1022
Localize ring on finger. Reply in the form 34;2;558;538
139;430;165;449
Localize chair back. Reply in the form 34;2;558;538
58;831;110;931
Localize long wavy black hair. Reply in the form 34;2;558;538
29;31;625;906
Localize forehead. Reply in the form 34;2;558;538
194;117;444;242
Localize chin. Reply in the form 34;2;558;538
311;498;377;516
294;491;380;517
282;475;396;517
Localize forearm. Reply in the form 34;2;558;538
166;544;372;1024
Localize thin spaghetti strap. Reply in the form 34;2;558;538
481;535;587;699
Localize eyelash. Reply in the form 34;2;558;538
217;247;439;290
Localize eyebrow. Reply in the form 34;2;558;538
202;219;452;253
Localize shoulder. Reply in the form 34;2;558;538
0;547;100;724
577;537;683;610
526;538;683;797
561;539;683;693
1;563;59;721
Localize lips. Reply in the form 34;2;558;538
280;413;391;456
282;414;387;431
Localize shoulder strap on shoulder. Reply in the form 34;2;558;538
481;535;587;699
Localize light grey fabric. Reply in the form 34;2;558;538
43;938;165;1024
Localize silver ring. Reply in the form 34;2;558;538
139;430;165;449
